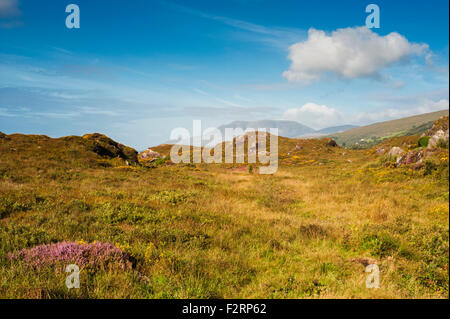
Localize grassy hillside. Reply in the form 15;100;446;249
331;110;449;148
0;121;448;299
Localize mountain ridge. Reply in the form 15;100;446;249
217;120;358;138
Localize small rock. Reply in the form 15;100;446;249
376;147;386;155
387;146;404;158
427;129;449;149
326;139;337;147
139;148;161;160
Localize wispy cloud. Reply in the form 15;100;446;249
215;97;243;107
51;47;74;56
193;88;209;96
0;107;16;117
166;2;306;49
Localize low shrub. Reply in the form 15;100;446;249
418;136;430;148
8;241;133;270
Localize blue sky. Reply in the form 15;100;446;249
0;0;448;149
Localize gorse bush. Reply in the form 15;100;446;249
418;136;430;147
99;202;153;224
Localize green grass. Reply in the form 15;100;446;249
0;128;448;299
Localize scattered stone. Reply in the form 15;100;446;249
326;138;337;147
404;150;423;165
395;149;424;167
139;148;161;160
427;129;449;149
376;147;387;155
387;146;404;158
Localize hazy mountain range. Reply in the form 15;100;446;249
217;120;358;138
164;110;448;147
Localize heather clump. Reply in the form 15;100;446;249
8;241;133;271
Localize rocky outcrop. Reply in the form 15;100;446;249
325;138;337;147
425;116;449;137
395;149;423;168
0;131;6;139
82;133;138;164
139;148;162;161
427;129;449;149
421;116;449;149
387;146;404;158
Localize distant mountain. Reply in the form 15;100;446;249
218;120;314;138
218;120;358;139
297;125;360;138
330;109;449;148
168;110;449;148
315;125;359;135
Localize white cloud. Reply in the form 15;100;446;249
283;102;342;128
0;0;20;18
283;27;429;84
215;97;243;107
282;99;448;129
354;98;449;123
